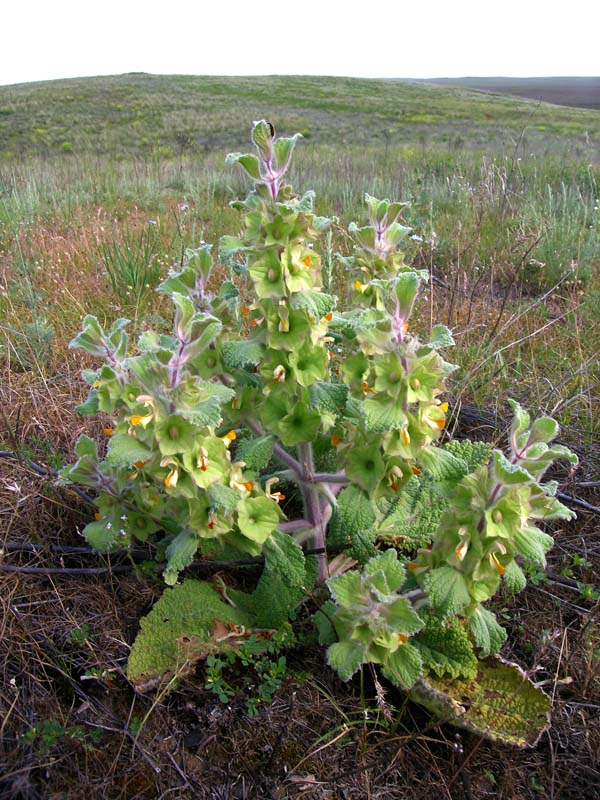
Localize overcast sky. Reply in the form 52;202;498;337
2;0;598;87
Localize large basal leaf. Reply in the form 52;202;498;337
411;657;551;747
127;580;254;692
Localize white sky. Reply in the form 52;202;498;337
2;0;598;87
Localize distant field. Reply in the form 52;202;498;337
419;76;600;110
0;73;599;159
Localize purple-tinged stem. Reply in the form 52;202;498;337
298;442;328;584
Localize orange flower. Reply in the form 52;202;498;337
331;435;342;447
198;446;209;472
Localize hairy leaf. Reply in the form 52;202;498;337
127;580;252;690
250;530;312;629
411;658;551;747
469;606;507;658
424;566;471;617
414;617;478;680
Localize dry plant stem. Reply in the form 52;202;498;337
557;493;600;515
0;450;97;506
0;544;348;576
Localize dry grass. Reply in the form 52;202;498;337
0;547;598;799
1;285;599;798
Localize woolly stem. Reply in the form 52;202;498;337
297;442;329;584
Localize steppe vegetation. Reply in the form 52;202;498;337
0;74;599;799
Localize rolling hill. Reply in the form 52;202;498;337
0;73;599;160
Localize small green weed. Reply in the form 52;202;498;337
205;634;288;716
22;720;103;754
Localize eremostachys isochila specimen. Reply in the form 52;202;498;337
62;120;577;744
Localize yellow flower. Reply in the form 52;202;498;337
230;462;253;494
388;465;404;492
160;456;180;489
221;430;237;447
455;528;469;561
207;510;218;531
164;468;179;489
487;541;507;575
130;413;153;427
197;446;209;472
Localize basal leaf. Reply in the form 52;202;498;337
251;530;311;628
127;579;253;690
411;658;551;747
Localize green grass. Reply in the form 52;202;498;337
1;74;599;159
0;73;598;437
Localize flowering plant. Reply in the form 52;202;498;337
62;122;577;745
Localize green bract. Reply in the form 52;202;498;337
62;121;577;746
